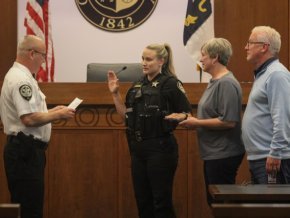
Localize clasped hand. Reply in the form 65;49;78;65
165;113;198;129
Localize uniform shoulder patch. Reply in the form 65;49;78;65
19;84;32;101
177;81;186;94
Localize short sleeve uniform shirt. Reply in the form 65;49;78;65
0;62;51;142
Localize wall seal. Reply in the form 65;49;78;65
75;0;158;32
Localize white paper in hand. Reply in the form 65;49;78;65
68;97;83;109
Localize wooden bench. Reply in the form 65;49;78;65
0;204;20;218
209;185;290;218
211;203;290;218
209;184;290;202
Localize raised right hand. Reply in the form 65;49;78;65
107;70;119;94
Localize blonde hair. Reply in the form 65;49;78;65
146;43;177;78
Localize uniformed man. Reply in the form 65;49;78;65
108;43;192;218
0;35;75;218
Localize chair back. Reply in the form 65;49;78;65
87;63;143;82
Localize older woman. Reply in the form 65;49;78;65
166;38;245;204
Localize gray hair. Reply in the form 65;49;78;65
252;26;281;56
201;38;233;66
17;35;44;56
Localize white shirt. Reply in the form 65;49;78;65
0;62;51;142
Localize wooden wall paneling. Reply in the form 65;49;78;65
0;133;10;203
173;130;189;218
47;130;119;218
118;130;138;218
187;127;213;218
0;0;17;80
214;0;289;82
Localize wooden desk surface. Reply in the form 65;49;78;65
209;184;290;202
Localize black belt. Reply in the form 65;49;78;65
7;132;48;150
127;129;172;142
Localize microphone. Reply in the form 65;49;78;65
115;66;127;75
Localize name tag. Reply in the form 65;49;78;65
126;108;133;112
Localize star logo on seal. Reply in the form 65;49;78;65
75;0;158;32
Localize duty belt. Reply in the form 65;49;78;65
7;131;48;150
127;129;172;142
134;131;142;142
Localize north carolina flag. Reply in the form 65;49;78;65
183;0;214;82
24;0;55;82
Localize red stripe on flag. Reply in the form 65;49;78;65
25;0;55;82
25;25;36;36
26;3;44;32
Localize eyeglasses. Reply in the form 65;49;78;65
28;49;46;59
246;41;270;48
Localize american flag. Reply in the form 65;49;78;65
24;0;55;82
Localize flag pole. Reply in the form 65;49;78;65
197;64;202;83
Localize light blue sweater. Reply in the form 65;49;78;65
242;59;290;160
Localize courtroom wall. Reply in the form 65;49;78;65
0;0;289;82
0;0;17;80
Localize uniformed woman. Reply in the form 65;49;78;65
108;43;192;218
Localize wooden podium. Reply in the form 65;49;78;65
209;185;290;218
0;82;252;218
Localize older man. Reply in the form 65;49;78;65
0;35;75;218
242;26;290;184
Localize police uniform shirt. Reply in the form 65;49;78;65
125;73;192;133
158;75;192;113
0;62;51;142
141;73;191;113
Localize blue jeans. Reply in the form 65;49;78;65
248;158;290;184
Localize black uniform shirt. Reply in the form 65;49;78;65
125;73;192;136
